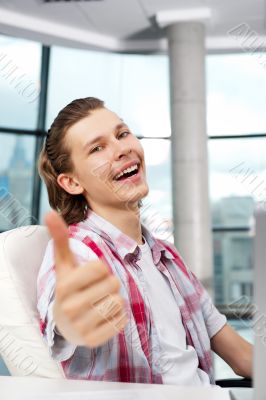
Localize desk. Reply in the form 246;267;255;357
0;376;230;399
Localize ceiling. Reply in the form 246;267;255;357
0;0;265;52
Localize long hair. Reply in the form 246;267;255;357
38;97;104;225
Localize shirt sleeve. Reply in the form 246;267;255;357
190;271;227;339
37;237;99;362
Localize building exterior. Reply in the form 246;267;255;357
212;196;254;307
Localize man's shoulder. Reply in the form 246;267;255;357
68;220;103;245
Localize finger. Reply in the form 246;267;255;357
93;294;126;321
84;312;128;348
45;210;76;272
59;275;120;314
55;260;112;300
73;295;126;335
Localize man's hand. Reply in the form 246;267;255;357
45;210;128;348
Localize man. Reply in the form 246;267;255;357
37;97;252;385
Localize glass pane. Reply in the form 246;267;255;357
0;356;9;376
46;47;170;138
213;231;254;306
207;53;266;136
209;137;266;228
140;138;173;242
0;35;41;130
46;47;122;128
118;55;170;138
0;133;35;231
213;223;254;376
39;182;51;224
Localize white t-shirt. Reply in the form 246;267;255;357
133;237;211;386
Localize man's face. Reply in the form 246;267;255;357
65;107;149;211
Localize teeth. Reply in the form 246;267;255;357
115;164;138;180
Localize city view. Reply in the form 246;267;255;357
0;137;33;231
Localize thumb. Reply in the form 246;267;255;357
45;210;76;274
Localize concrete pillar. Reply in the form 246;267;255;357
167;22;213;291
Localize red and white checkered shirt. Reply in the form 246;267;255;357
37;210;226;384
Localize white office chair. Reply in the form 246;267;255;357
0;225;65;378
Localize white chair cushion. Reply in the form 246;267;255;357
0;225;65;378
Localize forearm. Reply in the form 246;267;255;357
232;340;253;378
211;324;253;379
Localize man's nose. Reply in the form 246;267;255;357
112;139;132;160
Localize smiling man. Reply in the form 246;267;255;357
37;97;252;385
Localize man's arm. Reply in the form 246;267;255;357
211;323;253;378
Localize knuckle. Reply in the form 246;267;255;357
84;262;103;279
98;261;109;274
61;302;76;319
109;276;121;291
88;260;106;271
55;283;67;300
74;320;88;337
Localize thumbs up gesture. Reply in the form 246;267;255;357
45;211;128;348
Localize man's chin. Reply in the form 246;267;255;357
122;190;148;212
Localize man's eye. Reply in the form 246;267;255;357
90;145;103;153
119;131;130;139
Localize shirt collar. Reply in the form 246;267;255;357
81;209;174;265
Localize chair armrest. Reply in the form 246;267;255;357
215;378;252;388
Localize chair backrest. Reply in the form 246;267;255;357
0;225;65;378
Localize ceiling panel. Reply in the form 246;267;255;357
0;0;96;30
212;0;264;22
208;0;265;35
78;0;150;38
0;0;150;39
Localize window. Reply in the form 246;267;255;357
0;35;41;130
209;137;266;229
207;53;266;136
208;54;266;313
46;47;170;138
209;135;264;307
0;133;35;231
0;34;42;232
231;238;252;271
213;231;254;305
140;139;172;241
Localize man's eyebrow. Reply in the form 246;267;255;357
83;122;129;151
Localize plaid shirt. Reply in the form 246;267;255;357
37;210;226;384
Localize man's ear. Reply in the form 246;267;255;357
57;173;84;195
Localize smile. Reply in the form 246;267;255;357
114;163;140;181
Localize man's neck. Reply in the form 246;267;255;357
91;204;143;245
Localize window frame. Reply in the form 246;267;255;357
0;46;50;227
